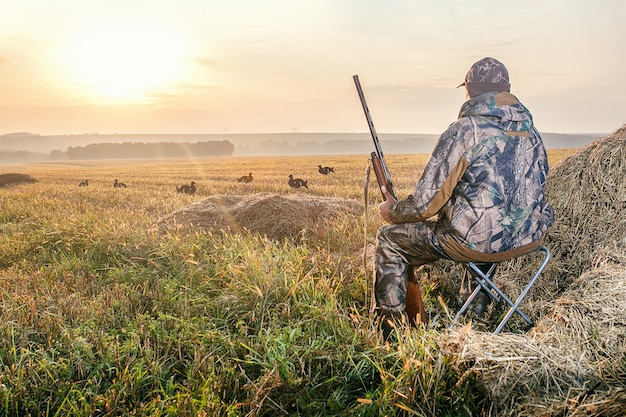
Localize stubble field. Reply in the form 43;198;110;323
0;150;577;416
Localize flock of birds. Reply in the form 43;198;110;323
236;164;336;190
286;165;335;189
76;164;336;195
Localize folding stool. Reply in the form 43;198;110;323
451;245;551;334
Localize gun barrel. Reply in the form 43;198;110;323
353;75;396;199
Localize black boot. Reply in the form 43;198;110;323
460;264;495;317
471;290;490;316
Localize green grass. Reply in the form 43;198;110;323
0;152;571;416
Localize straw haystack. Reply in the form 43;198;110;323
149;193;363;242
544;124;626;287
440;125;626;416
0;173;37;187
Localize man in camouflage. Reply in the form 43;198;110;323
375;57;553;338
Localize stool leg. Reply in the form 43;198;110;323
494;247;551;334
477;273;534;325
468;263;501;302
452;285;483;325
450;246;551;334
455;263;533;330
451;263;498;327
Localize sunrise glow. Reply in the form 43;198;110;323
63;21;189;103
0;1;624;134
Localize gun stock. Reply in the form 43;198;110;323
406;269;427;326
370;152;391;200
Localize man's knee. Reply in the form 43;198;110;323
376;224;395;245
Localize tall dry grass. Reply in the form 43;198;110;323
0;150;575;416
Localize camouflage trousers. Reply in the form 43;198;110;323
374;221;448;313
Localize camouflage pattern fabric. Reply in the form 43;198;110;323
460;57;511;97
374;221;446;312
464;56;510;85
375;90;553;313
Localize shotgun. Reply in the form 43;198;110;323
353;74;426;326
352;75;396;200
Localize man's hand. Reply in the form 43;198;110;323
378;185;397;223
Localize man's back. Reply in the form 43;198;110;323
435;91;553;253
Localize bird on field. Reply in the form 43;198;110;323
318;165;335;175
288;175;308;189
78;179;89;187
176;181;196;195
113;179;127;188
237;173;253;183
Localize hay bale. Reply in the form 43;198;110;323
440;253;626;415
0;173;37;187
544;124;626;289
518;387;626;417
149;193;363;242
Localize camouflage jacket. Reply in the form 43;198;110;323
389;91;554;261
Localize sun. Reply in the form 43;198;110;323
64;21;189;102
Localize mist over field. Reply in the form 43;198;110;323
0;131;606;164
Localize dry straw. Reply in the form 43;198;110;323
441;125;626;416
0;173;37;187
149;192;363;242
544;124;626;287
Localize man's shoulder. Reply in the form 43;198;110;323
441;117;483;141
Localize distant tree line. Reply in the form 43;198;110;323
232;133;605;156
0;132;51;153
234;137;439;156
0;150;47;163
0;131;606;161
47;140;234;160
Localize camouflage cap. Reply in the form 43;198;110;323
458;57;511;97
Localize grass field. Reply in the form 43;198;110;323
0;150;573;416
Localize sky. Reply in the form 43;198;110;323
1;0;624;136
